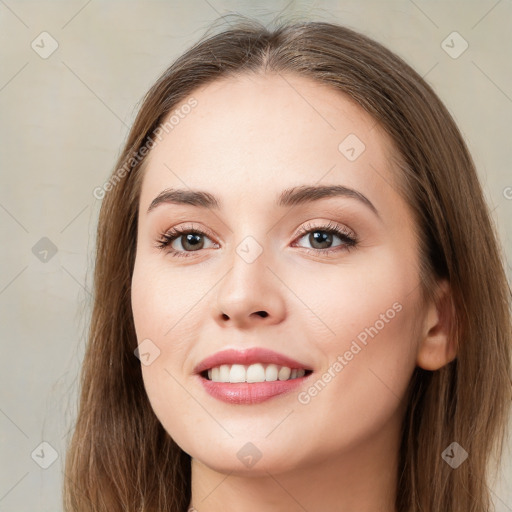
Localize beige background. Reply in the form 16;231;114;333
1;1;511;510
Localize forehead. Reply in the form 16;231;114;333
138;72;399;215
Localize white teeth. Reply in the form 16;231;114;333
219;364;230;382
206;363;308;383
229;364;246;383
265;364;278;382
246;363;265;383
278;366;291;381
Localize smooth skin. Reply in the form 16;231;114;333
131;72;456;512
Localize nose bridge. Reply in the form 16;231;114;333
215;233;285;327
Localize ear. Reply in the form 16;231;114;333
416;279;457;371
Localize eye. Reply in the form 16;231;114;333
155;220;358;258
292;221;358;256
155;223;218;258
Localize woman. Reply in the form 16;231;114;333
63;15;512;512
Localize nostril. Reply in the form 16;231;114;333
256;311;268;318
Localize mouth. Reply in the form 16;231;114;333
200;363;313;383
194;348;314;404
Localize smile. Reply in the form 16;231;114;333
203;363;311;383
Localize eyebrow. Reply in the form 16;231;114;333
146;184;380;218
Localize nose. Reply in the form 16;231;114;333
215;247;286;329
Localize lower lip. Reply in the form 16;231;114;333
198;374;311;404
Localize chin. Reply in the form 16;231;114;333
186;438;306;476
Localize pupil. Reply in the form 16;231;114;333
311;231;332;249
183;233;203;251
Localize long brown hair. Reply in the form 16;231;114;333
63;15;512;512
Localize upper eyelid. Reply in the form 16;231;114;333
163;220;356;244
296;221;356;238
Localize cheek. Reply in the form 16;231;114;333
131;253;204;343
291;255;420;444
297;301;417;459
131;255;210;449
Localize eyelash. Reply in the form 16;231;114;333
155;221;358;258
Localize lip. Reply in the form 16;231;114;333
198;377;312;404
193;347;313;375
194;347;314;405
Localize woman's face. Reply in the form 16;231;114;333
131;73;429;475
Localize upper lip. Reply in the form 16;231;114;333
194;347;313;375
